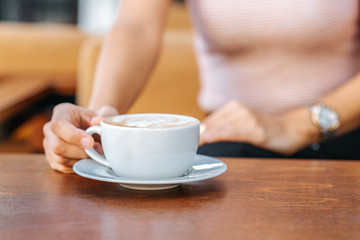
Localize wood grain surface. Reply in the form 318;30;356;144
0;154;359;240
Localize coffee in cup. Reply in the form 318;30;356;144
85;113;200;179
103;114;197;129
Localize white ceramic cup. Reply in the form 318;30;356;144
85;113;200;179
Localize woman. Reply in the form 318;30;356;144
43;0;360;173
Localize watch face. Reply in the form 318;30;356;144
319;107;339;130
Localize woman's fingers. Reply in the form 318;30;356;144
50;120;94;149
42;103;100;173
44;122;89;159
199;100;265;145
43;140;76;173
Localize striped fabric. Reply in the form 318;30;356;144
186;0;360;114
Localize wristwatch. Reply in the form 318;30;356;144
310;103;340;143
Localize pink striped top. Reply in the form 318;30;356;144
186;0;360;114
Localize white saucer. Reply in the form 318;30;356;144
73;154;227;190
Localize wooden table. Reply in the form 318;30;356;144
0;154;359;240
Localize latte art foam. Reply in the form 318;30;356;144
104;114;198;129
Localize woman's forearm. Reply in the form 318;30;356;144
88;25;162;113
321;72;360;135
87;0;169;113
287;72;360;147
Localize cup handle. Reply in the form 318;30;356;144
84;125;110;168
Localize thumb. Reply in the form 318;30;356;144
91;106;119;126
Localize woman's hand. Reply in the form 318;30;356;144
199;100;319;155
43;103;118;173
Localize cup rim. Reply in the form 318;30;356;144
100;113;200;131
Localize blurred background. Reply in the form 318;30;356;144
0;0;203;154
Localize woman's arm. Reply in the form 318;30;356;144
43;0;170;173
88;0;170;113
321;72;360;135
200;72;360;155
285;71;360;147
